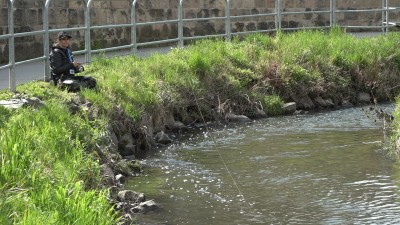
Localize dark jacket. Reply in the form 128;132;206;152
49;43;79;78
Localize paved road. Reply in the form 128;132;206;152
0;32;386;91
0;46;173;90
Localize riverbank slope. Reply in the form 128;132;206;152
1;28;400;224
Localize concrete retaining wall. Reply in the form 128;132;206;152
1;0;400;63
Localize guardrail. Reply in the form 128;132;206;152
1;0;399;92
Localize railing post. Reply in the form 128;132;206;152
44;0;52;82
386;0;389;33
131;0;138;54
382;0;385;33
85;0;93;63
225;0;231;41
275;0;281;31
8;0;16;92
331;0;336;28
178;0;184;47
383;0;389;33
381;0;390;33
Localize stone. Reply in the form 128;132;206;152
26;97;44;108
297;95;315;109
282;102;297;114
325;98;335;107
154;131;173;144
294;110;308;115
341;100;354;108
226;113;251;122
114;160;134;176
100;164;115;185
109;130;119;148
0;98;43;109
166;121;187;131
120;144;136;157
358;92;371;103
117;190;145;203
0;99;26;109
115;174;126;184
253;109;267;119
131;200;159;214
314;96;327;107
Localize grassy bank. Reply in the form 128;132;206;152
2;28;400;224
0;98;117;224
83;28;400;122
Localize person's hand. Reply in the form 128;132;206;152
73;62;81;67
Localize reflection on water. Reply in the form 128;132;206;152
130;105;400;225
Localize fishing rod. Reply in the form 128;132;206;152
191;89;262;219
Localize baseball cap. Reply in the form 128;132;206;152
58;31;72;40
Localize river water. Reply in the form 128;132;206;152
131;104;400;225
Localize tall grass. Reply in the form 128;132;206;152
77;29;400;120
0;100;118;224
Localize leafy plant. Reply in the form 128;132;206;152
261;95;284;116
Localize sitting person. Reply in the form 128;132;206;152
49;31;96;91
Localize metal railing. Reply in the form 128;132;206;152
1;0;399;92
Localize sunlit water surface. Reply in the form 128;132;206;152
130;105;400;225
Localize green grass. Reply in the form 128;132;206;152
0;101;118;224
85;29;400;121
260;95;284;116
